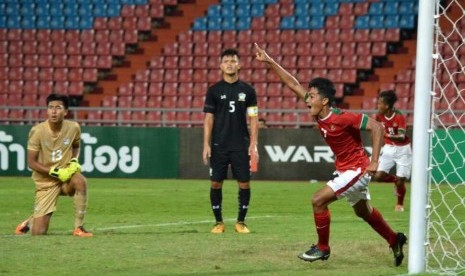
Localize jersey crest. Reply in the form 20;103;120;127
238;92;246;101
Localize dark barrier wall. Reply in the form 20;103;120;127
7;125;456;183
179;127;371;181
0;125;179;178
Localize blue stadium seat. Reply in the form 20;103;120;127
384;2;399;15
0;16;6;28
7;15;21;29
369;15;384;29
221;17;236;31
236;4;251;17
368;2;383;15
309;16;325;29
294;3;309;17
50;4;65;16
50;15;65;29
107;4;121;17
235;16;251;30
384;15;399;29
63;3;79;16
93;4;108;17
36;16;51;28
192;17;207;31
309;3;324;16
280;17;295;30
324;2;339;16
64;16;80;29
399;2;415;15
79;15;93;29
5;3;20;15
20;3;36;16
399;15;415;29
251;4;265;17
221;4;235;17
355;15;369;29
36;4;50;16
78;5;92;17
295;16;309;29
207;5;221;17
21;16;37;29
207;16;221;31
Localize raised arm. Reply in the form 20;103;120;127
254;43;308;101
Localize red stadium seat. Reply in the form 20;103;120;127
118;83;134;96
295;30;311;43
83;68;98;82
356;42;371;56
148;83;163;96
341;69;357;83
356;55;372;70
327;69;343;82
325;29;340;43
178;69;194;83
133;82;148;95
178;82;193;96
296;42;311;55
51;55;67;68
82;42;97;55
339;3;354;15
341;42;356;56
326;42;342;56
372;42;387;56
124;29;138;44
23;68;39;81
97;55;112;69
163;82;178;96
132;96;148;107
38;81;53;94
310;42;326;56
68;82;84;96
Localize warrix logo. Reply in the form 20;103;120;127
264;145;335;163
264;145;373;163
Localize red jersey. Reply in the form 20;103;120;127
375;109;411;146
317;109;370;171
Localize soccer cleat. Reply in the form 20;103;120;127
211;222;225;234
234;222;250;234
395;205;404;212
298;244;331;262
73;226;93;237
15;220;30;235
391;232;407;266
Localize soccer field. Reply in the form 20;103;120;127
0;177;427;275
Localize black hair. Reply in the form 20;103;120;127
308;77;336;106
378;90;397;109
221;48;239;59
46;93;69;109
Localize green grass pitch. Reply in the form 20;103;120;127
0;177;432;275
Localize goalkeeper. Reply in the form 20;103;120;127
14;93;92;237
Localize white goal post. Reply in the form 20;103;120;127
409;0;465;275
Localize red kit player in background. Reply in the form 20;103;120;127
374;90;412;212
254;43;407;266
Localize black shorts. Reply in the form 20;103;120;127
210;149;250;182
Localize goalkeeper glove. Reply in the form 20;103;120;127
49;166;75;182
67;158;81;173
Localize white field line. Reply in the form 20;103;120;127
96;215;280;231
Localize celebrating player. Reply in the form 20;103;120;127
15;93;92;237
374;90;412;212
203;48;259;234
254;43;406;266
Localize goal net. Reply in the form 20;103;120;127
428;0;465;274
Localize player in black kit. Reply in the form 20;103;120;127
203;48;259;234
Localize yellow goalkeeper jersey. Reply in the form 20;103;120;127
27;120;81;184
